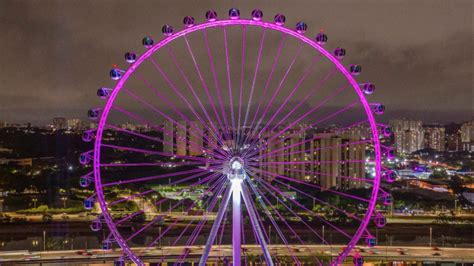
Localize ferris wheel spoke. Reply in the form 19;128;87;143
243;185;270;244
244;183;297;262
244;85;352;158
111;104;229;160
223;27;237;150
217;213;227;253
268;66;339;135
250;159;365;166
241;32;286;149
241;211;248;265
255;139;371;162
162;47;228;151
245;97;358;159
270;177;364;223
113;172;220;232
124;179;216;244
264;166;373;184
246;179;306;260
103;124;227;163
243;179;304;265
108;170;215;209
245;52;320;150
236;25;247;150
102;167;211;187
241;29;268;147
247;180;325;264
241;185;283;266
100;161;214;168
108;189;153;207
248;166;370;203
146;56;229;156
183;35;228;143
101;144;222;163
137;175;226;258
122;85;228;160
253;174;352;240
202;29;233;145
250;118;370;160
156;219;195;265
241;43;304;149
273;96;358;145
135;71;227;154
157;218;201;265
178;180;230;264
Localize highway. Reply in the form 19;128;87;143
1;245;473;264
5;211;473;224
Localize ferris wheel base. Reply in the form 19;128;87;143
198;175;274;266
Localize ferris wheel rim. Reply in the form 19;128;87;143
92;18;383;265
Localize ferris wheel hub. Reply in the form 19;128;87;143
228;157;245;182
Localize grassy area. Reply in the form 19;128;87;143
16;205;85;214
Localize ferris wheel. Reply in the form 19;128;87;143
80;8;394;266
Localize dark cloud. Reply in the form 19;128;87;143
0;0;471;124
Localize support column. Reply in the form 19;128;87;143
241;183;274;266
232;180;242;266
199;183;232;266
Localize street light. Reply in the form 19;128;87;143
429;227;433;247
159;226;162;248
32;198;38;208
268;225;271;244
60;196;67;208
454;199;459;215
152;195;158;214
43;230;46;251
322;225;325;244
218;194;222;209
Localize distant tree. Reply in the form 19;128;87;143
430;169;448;179
448;175;471;207
312;204;324;213
42;213;53;223
448;175;466;195
131;212;146;223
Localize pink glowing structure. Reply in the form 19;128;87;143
81;8;393;265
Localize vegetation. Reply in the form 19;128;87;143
17;204;85;214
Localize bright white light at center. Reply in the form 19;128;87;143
231;160;243;170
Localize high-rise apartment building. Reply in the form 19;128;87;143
390;119;424;153
161;121;366;191
258;128;292;178
162;120;175;154
305;134;366;190
460;121;474;152
188;121;204;156
175;120;187;156
66;119;83;130
423;125;445;151
445;123;462;152
52;117;67;130
162;120;206;156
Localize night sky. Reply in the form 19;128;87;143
0;0;471;124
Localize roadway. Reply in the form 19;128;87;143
4;211;473;224
1;245;473;264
